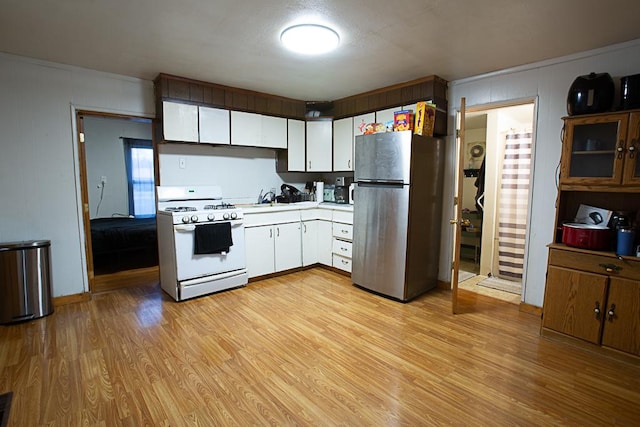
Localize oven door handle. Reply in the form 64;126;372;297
175;221;244;232
174;224;196;232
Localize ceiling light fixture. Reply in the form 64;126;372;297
280;24;340;55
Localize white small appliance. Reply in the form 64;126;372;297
156;185;247;301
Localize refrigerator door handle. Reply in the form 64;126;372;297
358;179;405;185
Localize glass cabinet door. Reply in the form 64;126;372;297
560;114;628;185
623;112;640;185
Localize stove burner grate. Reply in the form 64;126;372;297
204;203;236;210
165;206;197;212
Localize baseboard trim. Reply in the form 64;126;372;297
519;302;542;317
248;264;350;283
53;292;91;307
437;280;450;290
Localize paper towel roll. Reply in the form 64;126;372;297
315;181;324;202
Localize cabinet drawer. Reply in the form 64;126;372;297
333;254;352;273
548;248;640;281
333;210;353;225
332;239;352;258
332;223;353;240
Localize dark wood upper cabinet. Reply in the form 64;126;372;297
154;73;448;135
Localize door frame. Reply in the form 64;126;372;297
73;109;155;292
451;96;538;312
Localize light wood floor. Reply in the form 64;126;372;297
1;268;639;426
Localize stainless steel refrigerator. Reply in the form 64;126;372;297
352;131;445;301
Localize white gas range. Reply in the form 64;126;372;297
156;186;247;301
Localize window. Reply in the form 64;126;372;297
123;138;155;217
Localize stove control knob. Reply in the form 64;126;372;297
223;212;230;220
191;215;199;223
230;212;237;220
182;216;190;224
207;213;215;221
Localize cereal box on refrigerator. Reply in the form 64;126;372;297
393;110;413;131
414;101;436;137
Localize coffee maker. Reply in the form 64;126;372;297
334;176;353;204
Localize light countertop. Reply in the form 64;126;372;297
240;201;353;215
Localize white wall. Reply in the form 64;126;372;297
444;39;640;307
84;116;152;218
0;52;154;297
158;144;314;204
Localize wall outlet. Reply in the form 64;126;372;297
101;176;107;184
179;158;186;169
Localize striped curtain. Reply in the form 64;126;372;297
497;132;532;280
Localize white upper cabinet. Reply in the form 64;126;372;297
375;107;398;126
261;115;287;149
287;119;306;172
231;111;261;147
198;106;230;145
306;120;333;172
333;117;354;171
353;112;375;141
162;101;199;142
231;111;287;148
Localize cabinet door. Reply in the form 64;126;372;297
622;112;640;185
302;220;318;266
261;115;287;149
163;101;199;142
231;111;261;146
306;120;332;171
601;277;640;356
274;222;302;272
317;220;333;266
353;112;375;140
199;106;230;145
375;107;398;126
560;114;628;185
287;119;306;172
333;117;354;171
245;226;275;278
542;265;608;344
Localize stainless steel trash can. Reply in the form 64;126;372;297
0;240;53;324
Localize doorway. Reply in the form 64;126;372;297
457;101;536;303
76;111;158;292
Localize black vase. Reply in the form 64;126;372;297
567;72;615;115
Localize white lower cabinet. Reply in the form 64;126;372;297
245;207;352;278
245;226;275;277
332;218;353;273
275;222;302;271
302;220;318;266
317;220;333;266
245;222;302;278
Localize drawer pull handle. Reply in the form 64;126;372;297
599;263;621;273
342;260;348;265
340;247;347;252
341;230;349;234
607;304;616;321
594;301;601;317
617;141;625;159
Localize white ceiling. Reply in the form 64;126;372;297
1;0;639;101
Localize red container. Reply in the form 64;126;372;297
562;223;612;250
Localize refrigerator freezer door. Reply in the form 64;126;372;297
354;131;412;184
352;183;409;300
